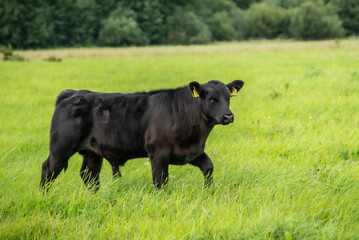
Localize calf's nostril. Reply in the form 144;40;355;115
223;114;234;122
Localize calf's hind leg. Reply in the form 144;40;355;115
80;151;103;191
109;158;130;178
150;149;170;188
111;165;122;178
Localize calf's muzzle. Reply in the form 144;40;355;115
222;113;234;124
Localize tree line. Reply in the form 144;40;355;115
0;0;358;49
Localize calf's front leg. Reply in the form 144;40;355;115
191;153;214;187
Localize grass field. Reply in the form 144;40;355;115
1;39;359;239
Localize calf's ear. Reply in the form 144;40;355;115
189;81;201;98
227;80;244;97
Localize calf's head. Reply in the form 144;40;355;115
189;80;244;126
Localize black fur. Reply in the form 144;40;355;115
40;80;244;190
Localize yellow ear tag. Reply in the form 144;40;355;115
192;86;200;98
230;87;238;97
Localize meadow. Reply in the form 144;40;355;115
0;39;359;239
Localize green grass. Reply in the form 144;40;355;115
1;39;359;239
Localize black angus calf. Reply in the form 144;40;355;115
40;80;244;190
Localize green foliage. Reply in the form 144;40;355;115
175;0;246;41
331;0;359;36
166;9;212;44
0;45;13;57
290;1;344;40
121;0;166;44
229;8;248;40
98;6;148;46
43;56;62;62
0;45;25;61
51;0;102;47
263;0;307;9
232;0;261;9
210;11;236;41
74;0;102;46
207;5;247;41
1;40;359;238
0;0;44;48
246;3;287;38
0;0;354;48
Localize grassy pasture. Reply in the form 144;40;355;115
0;39;359;239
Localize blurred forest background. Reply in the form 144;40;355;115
0;0;358;49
